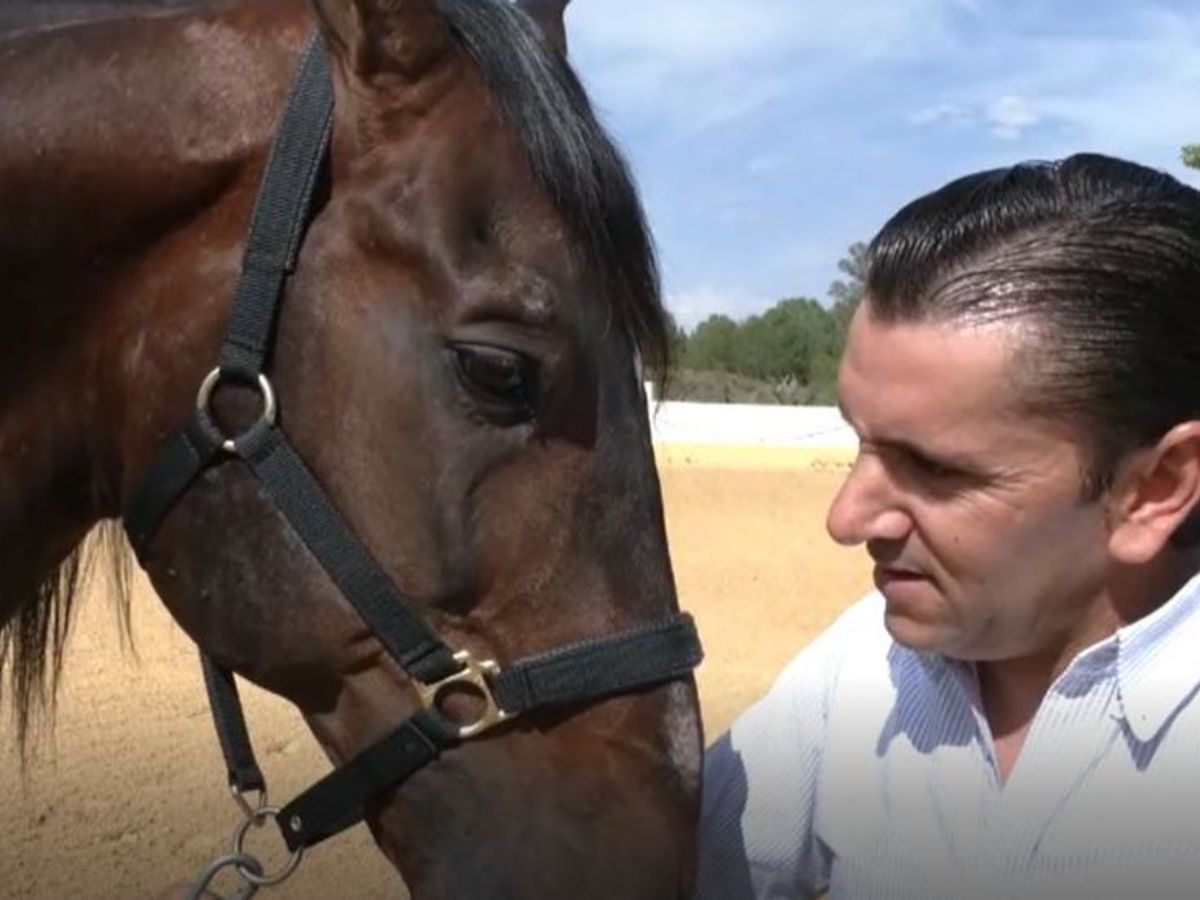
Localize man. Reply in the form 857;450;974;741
697;154;1200;899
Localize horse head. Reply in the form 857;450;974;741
0;0;704;895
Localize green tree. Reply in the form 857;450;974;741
743;297;839;382
807;351;841;404
674;293;846;404
683;314;739;371
663;308;689;363
1183;145;1200;170
828;240;869;334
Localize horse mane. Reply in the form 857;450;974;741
1;522;132;756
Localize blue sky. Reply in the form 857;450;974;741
564;0;1200;329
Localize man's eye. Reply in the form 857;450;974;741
451;343;539;420
909;453;959;479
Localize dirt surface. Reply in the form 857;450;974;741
1;446;871;899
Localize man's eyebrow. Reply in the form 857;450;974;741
837;398;973;469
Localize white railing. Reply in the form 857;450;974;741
646;385;858;449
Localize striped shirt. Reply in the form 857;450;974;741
697;571;1200;899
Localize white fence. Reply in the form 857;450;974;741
645;386;858;449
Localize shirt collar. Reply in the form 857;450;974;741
926;569;1200;744
1116;567;1200;743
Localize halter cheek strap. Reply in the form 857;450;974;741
123;31;703;855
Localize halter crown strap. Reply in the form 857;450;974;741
218;32;334;379
122;29;703;855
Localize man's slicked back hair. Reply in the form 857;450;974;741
864;154;1200;528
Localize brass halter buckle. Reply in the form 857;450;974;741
414;649;510;740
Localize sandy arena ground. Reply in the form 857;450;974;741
1;445;871;899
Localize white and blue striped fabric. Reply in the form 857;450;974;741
697;571;1200;899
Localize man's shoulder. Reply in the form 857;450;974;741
798;591;892;664
773;591;947;703
825;590;889;641
770;592;895;692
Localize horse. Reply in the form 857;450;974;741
0;1;705;896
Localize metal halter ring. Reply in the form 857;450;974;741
230;783;269;821
196;367;278;453
232;806;304;887
414;649;511;740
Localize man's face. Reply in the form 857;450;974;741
828;303;1114;662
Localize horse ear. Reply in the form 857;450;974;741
518;0;571;56
312;0;453;79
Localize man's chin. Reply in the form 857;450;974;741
882;607;958;655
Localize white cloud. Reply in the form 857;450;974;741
985;95;1041;140
568;0;968;132
909;102;973;127
563;2;1200;322
1028;37;1200;160
569;0;962;68
691;76;790;132
908;96;1044;141
906;10;1200;154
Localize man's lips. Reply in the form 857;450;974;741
872;565;931;589
873;564;926;578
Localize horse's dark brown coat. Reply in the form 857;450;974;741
0;1;701;896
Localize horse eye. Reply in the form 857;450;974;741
452;343;538;420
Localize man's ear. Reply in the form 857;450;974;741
517;0;571;56
312;0;453;79
1107;421;1200;564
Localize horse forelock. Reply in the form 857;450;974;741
439;0;672;380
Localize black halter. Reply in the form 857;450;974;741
123;32;702;860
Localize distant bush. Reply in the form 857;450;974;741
661;242;864;405
658;369;837;405
665;295;843;405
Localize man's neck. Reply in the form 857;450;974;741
975;550;1200;783
976;654;1061;784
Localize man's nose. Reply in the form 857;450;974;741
825;452;912;546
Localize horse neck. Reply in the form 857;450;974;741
0;0;308;613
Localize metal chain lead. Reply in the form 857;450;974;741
184;853;263;900
183;788;290;900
